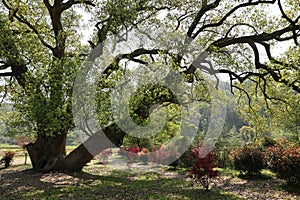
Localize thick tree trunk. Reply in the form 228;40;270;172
64;132;114;171
26;123;126;172
26;133;67;172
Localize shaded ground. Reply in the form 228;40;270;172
0;161;299;200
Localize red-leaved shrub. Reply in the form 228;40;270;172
189;145;218;190
230;145;265;175
265;144;300;185
1;151;15;168
118;146;140;160
149;146;178;165
119;145;179;165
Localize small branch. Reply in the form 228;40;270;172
233;84;252;108
211;24;300;48
278;0;293;24
187;0;221;38
278;0;299;45
176;11;195;31
43;0;52;10
0;77;12;105
192;0;276;39
0;63;11;70
225;23;259;38
102;48;163;76
275;33;300;41
0;72;13;76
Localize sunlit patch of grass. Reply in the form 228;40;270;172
12;163;32;169
66;145;78;154
215;167;240;177
0;144;20;149
0;144;23;157
22;190;44;198
134;172;161;180
236;169;275;180
261;169;276;177
165;166;189;174
214;168;276;180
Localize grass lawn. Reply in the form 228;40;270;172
0;165;242;200
0;145;299;200
0;144;77;158
0;144;22;153
1;163;299;200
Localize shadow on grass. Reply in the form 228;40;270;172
0;167;242;200
48;172;242;200
237;173;273;181
0;168;54;199
277;183;300;195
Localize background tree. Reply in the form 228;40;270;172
236;77;300;144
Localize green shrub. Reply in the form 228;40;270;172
170;137;194;168
215;148;234;169
258;137;277;148
230;145;265;175
265;144;300;185
177;150;191;168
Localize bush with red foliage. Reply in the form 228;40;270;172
189;145;218;191
126;146;141;161
1;151;15;168
118;146;141;161
119;145;181;166
265;143;300;185
230;145;265;175
149;146;178;165
128;146;141;154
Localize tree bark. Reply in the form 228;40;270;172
64;132;114;171
26;123;126;172
26;133;67;172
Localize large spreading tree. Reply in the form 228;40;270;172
0;0;299;172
